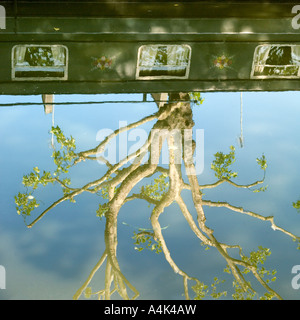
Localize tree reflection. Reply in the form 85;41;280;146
15;92;300;300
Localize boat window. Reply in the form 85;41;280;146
12;45;68;81
136;44;191;80
251;44;300;79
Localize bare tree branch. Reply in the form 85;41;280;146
202;200;300;241
17;92;298;300
73;250;108;300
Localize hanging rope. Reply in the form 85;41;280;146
239;92;244;148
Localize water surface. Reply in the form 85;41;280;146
0;91;300;300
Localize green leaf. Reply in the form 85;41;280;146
189;92;204;106
14;192;40;217
84;287;92;299
132;231;162;254
211;146;237;180
192;281;209;300
140;173;169;201
293;200;300;213
50;126;77;177
256;154;267;171
96;203;109;220
33;167;40;174
253;185;268;193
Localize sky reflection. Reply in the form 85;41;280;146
0;91;300;300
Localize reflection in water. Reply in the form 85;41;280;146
13;92;300;300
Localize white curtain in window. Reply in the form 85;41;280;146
14;46;27;66
255;45;271;73
292;45;300;65
51;46;65;66
140;45;190;68
139;46;158;67
167;45;189;67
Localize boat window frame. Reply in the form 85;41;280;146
136;44;192;80
250;44;300;79
11;44;69;81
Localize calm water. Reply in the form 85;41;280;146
0;91;300;300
